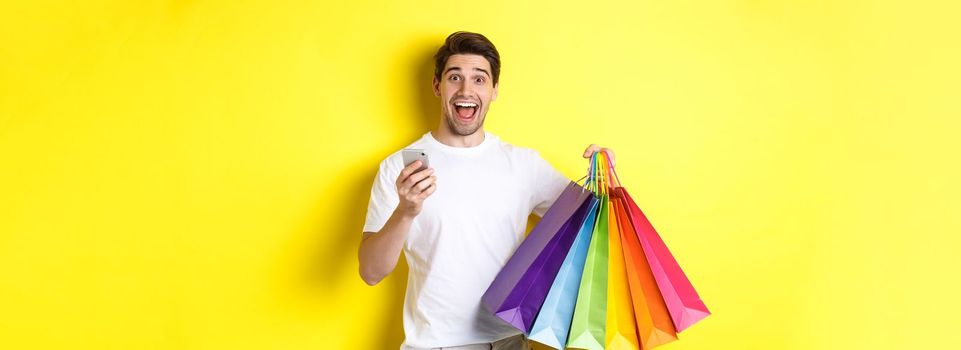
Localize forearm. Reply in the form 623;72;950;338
358;209;414;285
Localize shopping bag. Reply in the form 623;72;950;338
567;153;612;350
489;149;710;350
605;193;641;350
623;189;710;332
482;182;592;320
528;197;600;349
613;188;677;349
494;196;596;332
567;195;608;350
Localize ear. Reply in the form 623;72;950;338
432;76;440;97
492;82;499;101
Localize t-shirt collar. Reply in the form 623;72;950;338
424;131;495;155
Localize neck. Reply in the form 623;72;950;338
432;123;486;147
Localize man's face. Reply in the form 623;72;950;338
433;54;498;136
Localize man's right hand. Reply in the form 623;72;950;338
395;160;436;218
360;160;435;286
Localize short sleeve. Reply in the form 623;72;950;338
363;158;400;233
530;151;572;217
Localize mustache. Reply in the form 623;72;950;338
449;97;480;104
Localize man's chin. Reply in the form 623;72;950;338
452;126;481;136
447;117;483;136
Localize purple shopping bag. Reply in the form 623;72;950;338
482;182;592;323
493;195;596;332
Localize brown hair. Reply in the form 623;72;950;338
433;31;501;85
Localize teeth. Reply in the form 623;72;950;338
454;102;477;108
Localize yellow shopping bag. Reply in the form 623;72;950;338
602;153;641;350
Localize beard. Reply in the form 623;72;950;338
445;110;485;136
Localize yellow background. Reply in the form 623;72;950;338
2;0;959;349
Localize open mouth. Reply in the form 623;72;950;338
453;101;478;121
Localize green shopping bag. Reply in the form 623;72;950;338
567;153;610;350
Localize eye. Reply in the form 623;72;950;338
474;77;486;84
448;74;461;81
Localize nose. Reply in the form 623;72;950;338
456;80;473;97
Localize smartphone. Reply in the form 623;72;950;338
402;149;430;173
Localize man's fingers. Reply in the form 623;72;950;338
413;176;436;192
400;174;435;198
398;167;432;190
582;144;615;166
399;160;423;180
417;182;436;200
582;144;599;158
403;168;434;189
396;161;421;188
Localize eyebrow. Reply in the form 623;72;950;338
473;68;490;77
444;66;491;78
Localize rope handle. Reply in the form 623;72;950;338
585;149;620;195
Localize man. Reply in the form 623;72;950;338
358;31;613;350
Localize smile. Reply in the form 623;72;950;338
453;101;478;121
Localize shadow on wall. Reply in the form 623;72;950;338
366;36;441;350
294;37;442;349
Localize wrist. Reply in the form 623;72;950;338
393;205;418;221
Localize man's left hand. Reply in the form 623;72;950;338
582;144;615;165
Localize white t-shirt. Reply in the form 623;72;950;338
363;131;571;349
